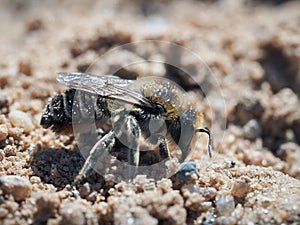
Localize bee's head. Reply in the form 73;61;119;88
140;78;185;121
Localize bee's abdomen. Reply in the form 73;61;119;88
40;89;75;133
40;89;111;133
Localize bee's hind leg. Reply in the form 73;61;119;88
74;130;116;184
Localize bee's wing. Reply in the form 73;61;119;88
57;72;154;109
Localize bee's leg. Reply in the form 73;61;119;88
126;116;141;179
75;130;115;183
157;135;170;159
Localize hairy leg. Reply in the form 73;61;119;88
125;115;142;179
75;130;115;183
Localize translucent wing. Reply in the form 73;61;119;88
57;72;154;109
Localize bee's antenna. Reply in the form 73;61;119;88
195;127;213;158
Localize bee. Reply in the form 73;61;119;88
40;72;213;182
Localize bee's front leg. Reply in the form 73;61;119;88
126;115;142;180
75;130;116;183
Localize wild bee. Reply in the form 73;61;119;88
40;72;212;182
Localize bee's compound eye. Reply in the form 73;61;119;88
154;104;165;114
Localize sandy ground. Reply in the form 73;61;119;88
0;0;300;224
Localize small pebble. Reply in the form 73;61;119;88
259;195;273;208
216;193;235;216
157;179;172;192
29;176;41;184
34;194;60;224
86;191;97;202
26;18;44;32
4;200;19;213
18;61;32;76
143;182;156;192
0;175;32;201
188;184;200;194
59;202;86;225
215;215;236;225
0;124;8;141
79;182;92;198
243;119;262;140
0;75;8;88
202;187;217;201
0;150;5;161
231;177;251;198
0;208;8;219
230;160;236;168
171;161;200;189
104;174;116;187
4;145;17;156
0;95;9;109
277;142;300;162
8;110;34;133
